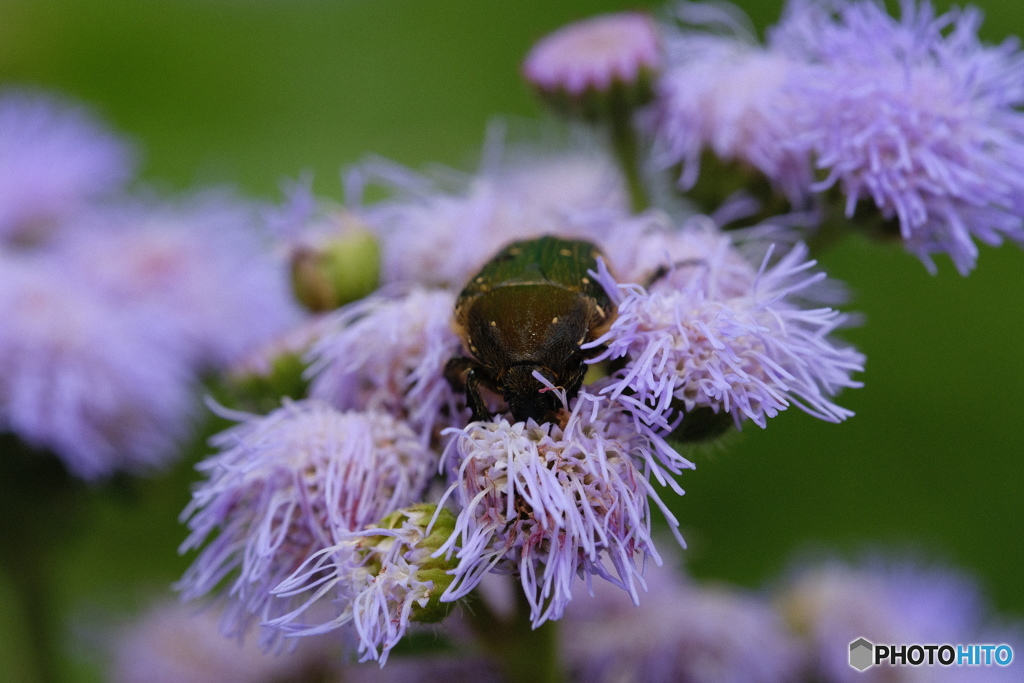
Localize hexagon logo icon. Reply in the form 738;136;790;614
849;637;874;671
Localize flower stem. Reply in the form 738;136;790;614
608;108;650;214
466;582;565;683
0;436;84;683
3;553;58;683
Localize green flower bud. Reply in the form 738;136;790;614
361;504;459;624
217;317;329;411
290;214;380;312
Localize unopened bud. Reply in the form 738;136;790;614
290;214;380;312
361;504;459;624
523;12;661;120
220;317;331;411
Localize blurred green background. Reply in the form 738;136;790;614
1;0;1022;680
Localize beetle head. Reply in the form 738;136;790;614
501;364;562;424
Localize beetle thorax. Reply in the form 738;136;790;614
461;284;590;379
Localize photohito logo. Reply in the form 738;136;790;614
849;637;1014;672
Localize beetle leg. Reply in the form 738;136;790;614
445;357;495;422
444;356;473;390
645;258;708;288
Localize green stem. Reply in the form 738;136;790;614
4;555;58;683
807;184;900;257
466;583;565;683
608;110;650;214
0;435;83;683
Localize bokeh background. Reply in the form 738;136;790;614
1;0;1022;680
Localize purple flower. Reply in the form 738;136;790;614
649;9;813;204
522;12;661;96
269;505;458;665
777;558;1018;683
0;252;196;480
307;287;463;446
588;239;864;429
437;389;691;627
0;89;135;244
599;212;764;296
51;192;301;369
106;599;338;683
771;0;1024;274
339;655;503;683
177;400;436;646
355;146;628;288
564;562;803;683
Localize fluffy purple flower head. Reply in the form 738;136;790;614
306;287;463;446
356;146;628;288
588;239;864;430
269;505;458;665
107;599;337;683
777;558;1012;683
522;12;661;96
600;212;762;296
564;562;803;683
0;89;135;244
177;400;436;646
771;0;1024;274
52;193;301;369
650;10;812;204
0;252;196;480
437;389;691;627
339;655;503;683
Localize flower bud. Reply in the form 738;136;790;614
523;12;661;120
219;317;331;412
290;214;380;312
360;504;459;624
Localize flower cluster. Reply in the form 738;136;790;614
354;144;630;289
177;400;436;646
562;561;803;683
437;389;690;627
522;12;662;118
174;0;1024;673
0;89;135;243
588;240;864;430
306;287;463;445
0;91;299;479
7;1;1024;680
777;558;1022;682
268;505;459;663
648;0;1024;273
181;141;863;664
106;599;338;683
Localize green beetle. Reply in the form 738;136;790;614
445;235;615;424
